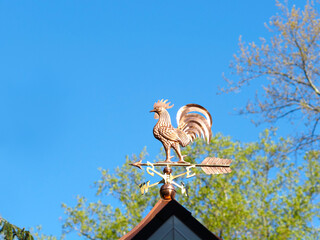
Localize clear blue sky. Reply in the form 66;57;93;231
0;0;306;238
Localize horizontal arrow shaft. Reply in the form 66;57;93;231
130;162;230;168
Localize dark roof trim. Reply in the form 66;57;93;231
123;199;220;240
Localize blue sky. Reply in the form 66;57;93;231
0;0;307;238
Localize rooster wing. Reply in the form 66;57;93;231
158;126;180;142
158;126;190;146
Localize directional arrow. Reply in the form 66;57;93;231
130;157;232;175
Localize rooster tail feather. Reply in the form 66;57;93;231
177;104;212;143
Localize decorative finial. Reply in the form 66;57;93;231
160;183;176;200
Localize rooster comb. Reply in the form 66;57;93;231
153;99;174;109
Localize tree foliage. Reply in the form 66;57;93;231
52;131;320;239
223;1;320;151
60;150;159;240
34;2;320;239
0;218;33;240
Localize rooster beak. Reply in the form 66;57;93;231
150;109;159;119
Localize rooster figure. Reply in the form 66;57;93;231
150;99;212;163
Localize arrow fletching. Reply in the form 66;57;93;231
201;157;232;175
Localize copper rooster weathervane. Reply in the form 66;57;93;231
130;99;232;200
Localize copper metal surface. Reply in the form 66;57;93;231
200;157;232;175
130;160;231;169
129;100;233;198
163;166;172;174
160;183;176;200
151;99;212;163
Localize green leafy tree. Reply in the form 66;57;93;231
31;226;63;240
49;131;319;239
222;1;320;151
35;2;320;239
0;218;33;240
60;150;159;240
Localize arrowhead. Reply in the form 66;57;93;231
129;160;142;169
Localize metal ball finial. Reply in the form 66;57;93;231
160;183;176;200
163;166;172;175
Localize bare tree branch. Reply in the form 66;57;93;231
223;1;320;151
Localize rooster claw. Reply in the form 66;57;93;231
177;160;187;164
177;155;187;164
157;156;174;163
157;160;172;164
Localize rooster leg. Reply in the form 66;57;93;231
157;142;173;163
173;143;186;163
164;146;173;162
